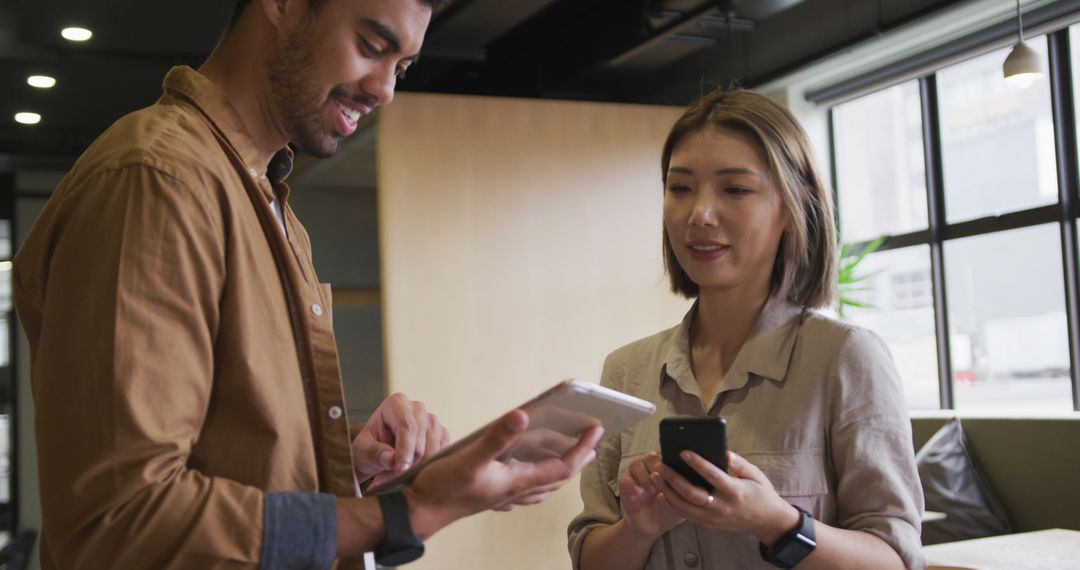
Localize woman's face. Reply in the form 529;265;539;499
663;128;789;297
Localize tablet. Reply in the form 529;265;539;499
368;378;655;494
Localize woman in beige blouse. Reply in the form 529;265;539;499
568;90;926;570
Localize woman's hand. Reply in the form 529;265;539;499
618;452;685;537
652;450;801;546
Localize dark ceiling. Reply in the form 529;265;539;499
1;0;970;171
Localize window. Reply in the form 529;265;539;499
0;221;10;368
844;246;939;410
945;225;1072;413
833;81;928;243
0;216;10;528
1071;22;1080;169
938;41;1056;223
831;30;1080;413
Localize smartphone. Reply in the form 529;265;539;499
659;417;728;490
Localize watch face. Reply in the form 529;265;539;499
774;533;816;567
763;506;817;569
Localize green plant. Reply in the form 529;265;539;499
837;236;886;319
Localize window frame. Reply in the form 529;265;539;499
829;29;1080;412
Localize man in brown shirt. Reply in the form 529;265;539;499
13;1;602;568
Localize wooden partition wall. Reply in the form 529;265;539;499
378;93;689;570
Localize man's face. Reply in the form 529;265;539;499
267;0;431;158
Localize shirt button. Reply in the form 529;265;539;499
328;406;343;420
311;303;323;317
683;552;699;567
249;168;259;178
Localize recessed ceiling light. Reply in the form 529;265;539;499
61;27;93;42
27;75;57;89
15;112;42;125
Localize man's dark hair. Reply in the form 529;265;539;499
229;0;453;30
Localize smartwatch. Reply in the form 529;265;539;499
760;505;816;568
375;492;425;565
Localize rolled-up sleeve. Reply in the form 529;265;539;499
567;354;625;569
829;328;927;570
263;492;337;570
14;165;315;568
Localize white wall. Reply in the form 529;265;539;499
378;93;691;570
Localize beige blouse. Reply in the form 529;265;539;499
568;298;926;570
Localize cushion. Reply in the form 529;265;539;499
916;419;1013;545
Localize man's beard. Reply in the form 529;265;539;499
266;23;343;159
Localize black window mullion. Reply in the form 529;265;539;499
920;75;955;410
942;204;1060;240
846;230;931;254
1048;29;1080;412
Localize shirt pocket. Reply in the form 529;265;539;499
748;449;830;499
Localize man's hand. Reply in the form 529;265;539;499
352;393;450;485
403;409;603;539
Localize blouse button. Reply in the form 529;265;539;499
311;303;323;317
328;406;343;420
683;552;699;567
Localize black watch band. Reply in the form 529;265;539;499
375;492;425;565
760;505;816;569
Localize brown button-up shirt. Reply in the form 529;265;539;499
14;66;357;569
568;298;927;570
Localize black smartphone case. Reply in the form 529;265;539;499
659;417;728;491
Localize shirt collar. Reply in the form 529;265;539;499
662;295;806;401
161;66;291;181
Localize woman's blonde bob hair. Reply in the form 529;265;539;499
661;89;837;309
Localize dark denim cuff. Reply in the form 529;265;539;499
262;492;337;570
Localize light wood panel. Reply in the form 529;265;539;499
378;93;690;570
